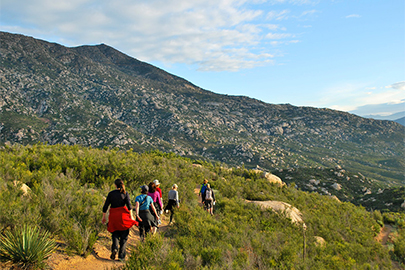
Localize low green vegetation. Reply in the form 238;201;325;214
0;143;403;269
0;225;56;269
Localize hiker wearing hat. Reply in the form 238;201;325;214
153;179;163;215
153;179;163;201
164;184;180;225
147;181;163;233
135;185;159;240
102;179;138;261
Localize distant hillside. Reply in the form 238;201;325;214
273;166;405;212
0;31;404;186
361;111;405;126
394;116;405;126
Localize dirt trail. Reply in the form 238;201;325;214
375;224;393;245
46;216;170;270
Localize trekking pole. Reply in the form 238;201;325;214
303;223;307;264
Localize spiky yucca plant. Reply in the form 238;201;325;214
0;225;57;269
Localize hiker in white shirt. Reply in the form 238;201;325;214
164;184;180;224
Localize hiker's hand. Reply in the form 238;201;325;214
102;217;107;225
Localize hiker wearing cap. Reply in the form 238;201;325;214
199;179;209;206
203;184;216;216
135;185;159;239
147;181;163;233
102;179;137;261
164;184;180;224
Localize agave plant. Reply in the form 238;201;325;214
0;225;57;269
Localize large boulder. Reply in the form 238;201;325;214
252;170;285;186
247;200;304;225
314;236;326;247
331;183;342;191
13;180;31;196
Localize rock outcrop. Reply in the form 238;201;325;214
247;200;304;225
252;169;285;186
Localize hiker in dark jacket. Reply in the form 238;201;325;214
199;179;209;205
202;184;216;216
102;179;137;261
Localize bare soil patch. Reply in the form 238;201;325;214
375;224;393;245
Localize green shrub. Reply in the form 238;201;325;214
0;225;56;269
123;234;184;270
61;221;98;257
393;228;405;264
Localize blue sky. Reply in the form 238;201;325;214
1;0;404;117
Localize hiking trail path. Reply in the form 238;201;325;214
46;215;171;270
46;188;204;270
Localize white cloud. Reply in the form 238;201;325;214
264;24;287;31
313;81;405;114
268;0;320;5
386;81;405;90
265;33;294;39
2;0;296;71
350;101;405;118
300;10;317;17
266;10;291;20
345;14;361;18
1;0;321;71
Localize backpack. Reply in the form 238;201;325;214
205;189;213;201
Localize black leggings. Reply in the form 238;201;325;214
111;229;129;259
165;199;177;223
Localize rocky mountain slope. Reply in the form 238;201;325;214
1;31;404;186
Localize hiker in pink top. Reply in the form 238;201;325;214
147;181;163;233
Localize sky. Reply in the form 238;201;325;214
1;0;404;118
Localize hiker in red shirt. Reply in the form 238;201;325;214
102;179;137;261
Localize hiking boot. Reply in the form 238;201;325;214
110;249;117;260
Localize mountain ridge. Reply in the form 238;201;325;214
1;31;404;186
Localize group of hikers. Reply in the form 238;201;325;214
101;179;180;261
101;178;216;261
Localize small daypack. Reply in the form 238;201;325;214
205;189;213;201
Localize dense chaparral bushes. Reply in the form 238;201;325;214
0;143;403;269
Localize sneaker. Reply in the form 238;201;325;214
110;249;117;260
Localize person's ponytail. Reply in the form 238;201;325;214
114;178;126;193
